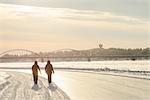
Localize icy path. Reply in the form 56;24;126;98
53;71;150;100
1;70;150;100
0;71;70;100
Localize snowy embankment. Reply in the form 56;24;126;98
57;67;150;80
0;71;70;100
1;67;150;80
97;67;150;80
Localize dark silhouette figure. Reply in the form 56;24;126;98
45;60;54;84
32;61;41;85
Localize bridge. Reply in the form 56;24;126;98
0;49;82;62
0;49;149;62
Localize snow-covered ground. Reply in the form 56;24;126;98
0;71;10;97
0;61;150;100
0;70;150;100
53;71;150;100
1;61;150;80
0;71;70;100
0;71;9;85
0;60;150;71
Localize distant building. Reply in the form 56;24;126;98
99;44;103;49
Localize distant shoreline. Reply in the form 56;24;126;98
0;67;150;74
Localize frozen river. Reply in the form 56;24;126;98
0;60;150;71
0;70;150;100
0;60;150;100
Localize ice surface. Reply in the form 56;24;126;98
0;60;150;71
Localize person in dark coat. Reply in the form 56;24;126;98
45;60;54;84
32;61;41;85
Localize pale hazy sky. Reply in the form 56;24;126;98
0;0;149;52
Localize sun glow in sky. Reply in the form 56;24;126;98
0;0;149;52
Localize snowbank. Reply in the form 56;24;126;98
63;67;150;80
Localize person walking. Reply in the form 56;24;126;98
32;61;41;85
45;60;54;84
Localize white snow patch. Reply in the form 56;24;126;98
0;71;10;97
0;71;10;85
